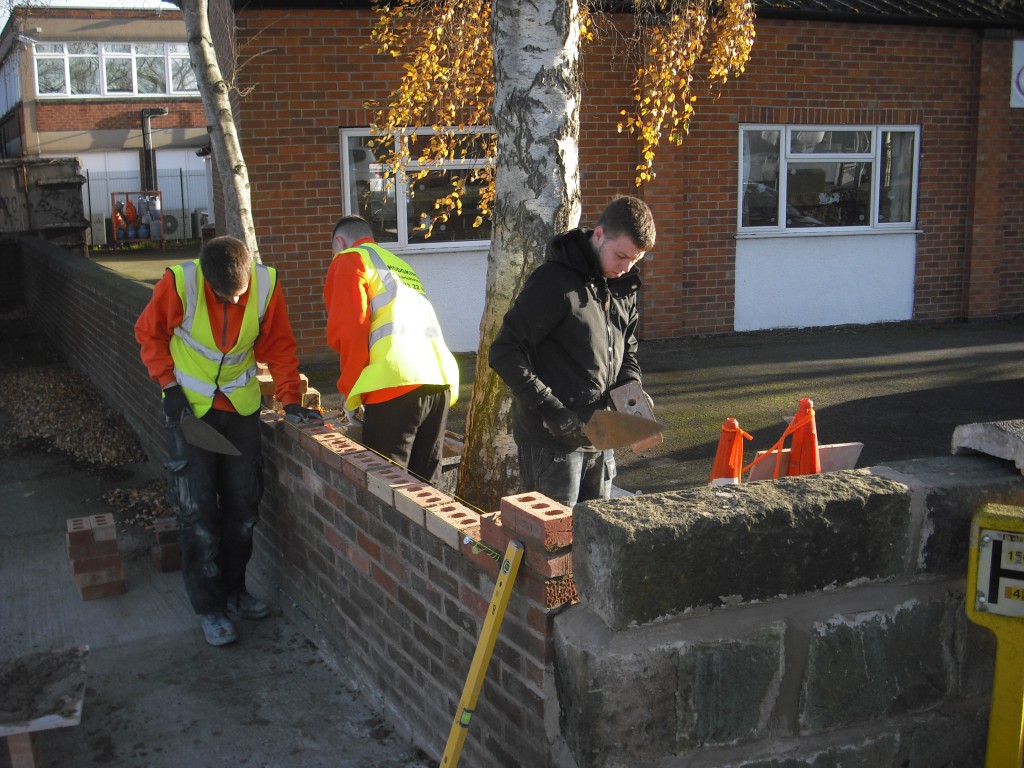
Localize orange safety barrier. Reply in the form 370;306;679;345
709;418;753;486
738;397;822;481
786;397;821;476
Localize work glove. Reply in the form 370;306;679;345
162;384;191;422
537;403;583;440
283;404;324;424
339;394;363;425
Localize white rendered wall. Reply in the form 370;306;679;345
735;233;916;332
402;248;487;353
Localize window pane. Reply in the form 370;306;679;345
171;58;197;91
68;43;97;56
136;56;165;93
105;58;133;92
137;43;163;56
408;131;490;161
785;161;871;228
741;129;781;227
35;43;63;54
789;129;872;154
346;137;397;242
407;170;491;243
103;43;131;54
36;58;66;94
878;131;915;224
69;56;99;94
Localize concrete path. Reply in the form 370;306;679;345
0;443;432;767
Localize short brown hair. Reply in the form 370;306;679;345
200;236;252;295
596;196;656;251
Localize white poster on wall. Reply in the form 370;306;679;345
1013;40;1024;108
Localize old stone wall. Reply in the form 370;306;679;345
15;237;1022;767
560;458;1024;767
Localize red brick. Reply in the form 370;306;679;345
151;543;181;572
79;579;129;601
73;563;128;589
69;553;123;575
88;513;117;542
480;514;573;578
65;516;94;547
66;537;119;560
7;731;40;768
152;517;180;544
394;483;453;526
425;500;481;549
499;493;574;548
366;464;418;505
342;451;393;488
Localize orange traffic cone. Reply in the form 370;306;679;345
709;418;753;486
786;397;821;476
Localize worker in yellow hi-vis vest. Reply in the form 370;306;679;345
324;215;459;486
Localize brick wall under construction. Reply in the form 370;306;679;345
17;236;1024;767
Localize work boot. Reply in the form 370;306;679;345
227;590;270;620
200;612;237;646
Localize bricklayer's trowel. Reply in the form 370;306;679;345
582;410;663;451
180;413;241;455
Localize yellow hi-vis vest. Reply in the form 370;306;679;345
168;259;275;418
340;243;459;411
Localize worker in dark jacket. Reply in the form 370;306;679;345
489;196;656;506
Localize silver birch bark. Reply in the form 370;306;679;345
457;0;583;510
177;0;259;261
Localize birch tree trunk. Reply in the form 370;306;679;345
178;0;259;261
456;0;583;511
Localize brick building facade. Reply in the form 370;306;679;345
218;1;1023;357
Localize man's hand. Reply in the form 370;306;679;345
541;407;583;439
162;384;191;422
284;404;324;424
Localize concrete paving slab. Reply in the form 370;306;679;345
952;419;1024;475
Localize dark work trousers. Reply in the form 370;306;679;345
517;443;616;508
164;408;263;615
361;384;450;485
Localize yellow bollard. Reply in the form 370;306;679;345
966;503;1024;768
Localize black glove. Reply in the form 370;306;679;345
539;405;583;439
284;403;324;424
162;384;191;422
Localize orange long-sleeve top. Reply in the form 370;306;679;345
323;238;417;405
135;267;303;411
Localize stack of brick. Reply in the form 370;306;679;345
256;362;321;412
65;513;127;600
150;516;181;572
475;492;578;610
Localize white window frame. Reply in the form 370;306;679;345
339;126;493;252
737;124;920;237
32;42;198;98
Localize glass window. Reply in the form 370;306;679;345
169;44;197;92
33;41;197;97
68;43;99;95
136;44;166;94
739;124;919;233
36;56;66;94
341;129;493;248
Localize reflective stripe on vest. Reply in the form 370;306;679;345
336;244;459;410
168;260;276;417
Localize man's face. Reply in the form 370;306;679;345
594;226;646;279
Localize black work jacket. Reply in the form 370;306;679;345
489;227;643;447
